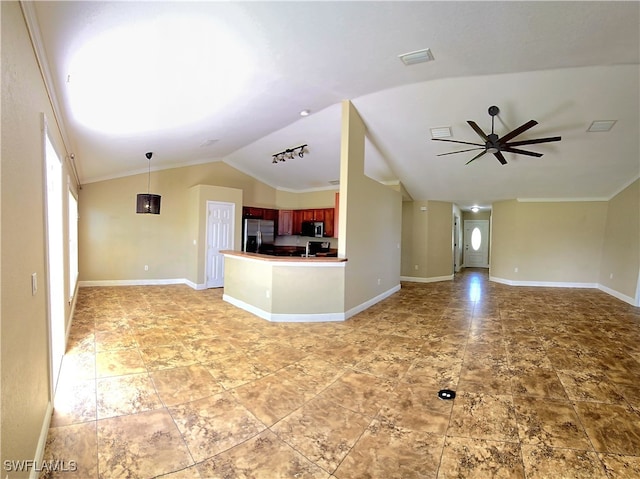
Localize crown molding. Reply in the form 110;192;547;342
20;1;81;187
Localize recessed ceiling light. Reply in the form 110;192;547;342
398;48;434;66
471;206;480;213
300;109;310;117
200;139;219;148
587;120;617;132
430;126;452;139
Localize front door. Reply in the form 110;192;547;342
205;201;234;288
464;220;489;268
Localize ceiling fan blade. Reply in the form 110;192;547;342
467;121;489;141
499;120;538;143
432;138;484;147
505;136;561;147
437;147;485;157
465;150;488;165
494;151;507;165
501;147;543;157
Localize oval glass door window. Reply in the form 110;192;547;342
471;227;482;251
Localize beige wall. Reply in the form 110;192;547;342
1;2;77;471
491;200;609;283
339;101;402;311
223;256;345;317
598;179;640;299
79;162;274;283
275;189;337;209
79;162;345;284
490;200;519;280
401;200;453;280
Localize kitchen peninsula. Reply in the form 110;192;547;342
221;250;347;322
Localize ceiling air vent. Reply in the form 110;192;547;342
587;120;616;132
200;139;219;147
430;127;452;139
399;48;434;66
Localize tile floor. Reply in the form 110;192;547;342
41;269;640;478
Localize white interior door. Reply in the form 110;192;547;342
464;220;489;268
205;201;234;288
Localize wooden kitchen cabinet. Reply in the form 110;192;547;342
243;207;278;221
301;210;315;222
287;207;336;236
292;210;304;235
243;207;264;218
323;208;335;237
278;210;293;236
262;208;278;221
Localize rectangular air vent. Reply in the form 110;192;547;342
587;120;616;132
430;127;452;139
399;48;434;66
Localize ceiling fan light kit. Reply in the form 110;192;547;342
433;105;561;165
136;151;161;214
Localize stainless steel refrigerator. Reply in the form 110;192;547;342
243;219;275;253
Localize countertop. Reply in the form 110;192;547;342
221;250;347;263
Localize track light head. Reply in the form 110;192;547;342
145;152;153;160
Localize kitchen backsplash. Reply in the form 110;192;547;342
274;235;338;248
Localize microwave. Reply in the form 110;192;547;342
301;221;324;237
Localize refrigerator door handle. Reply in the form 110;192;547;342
257;230;262;248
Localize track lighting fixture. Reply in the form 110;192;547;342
271;144;307;164
136;151;161;214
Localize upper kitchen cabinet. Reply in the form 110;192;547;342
243;206;264;218
262;208;278;221
323;208;335;238
278;210;293;236
243;206;278;220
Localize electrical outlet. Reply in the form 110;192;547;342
609;273;614;279
414;265;419;270
377;278;381;285
144;265;149;271
266;290;270;298
514;267;519;273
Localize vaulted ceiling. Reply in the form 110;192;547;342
30;1;639;210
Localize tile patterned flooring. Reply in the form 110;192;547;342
41;269;640;478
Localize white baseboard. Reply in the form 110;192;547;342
30;401;54;479
223;283;401;323
344;284;401;319
598;284;639;307
222;294;346;322
490;276;639;307
490;276;598;288
400;275;453;283
184;279;207;290
79;278;191;288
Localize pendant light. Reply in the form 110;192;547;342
136;152;161;214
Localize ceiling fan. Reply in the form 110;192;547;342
433;105;561;165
